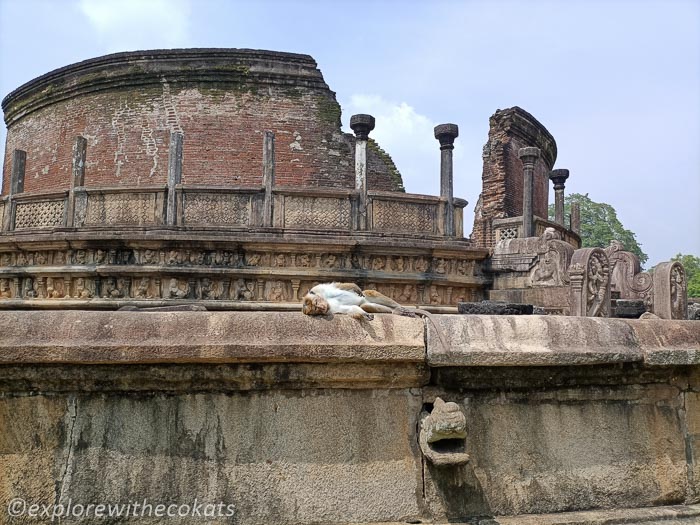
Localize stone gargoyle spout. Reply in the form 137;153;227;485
419;397;470;466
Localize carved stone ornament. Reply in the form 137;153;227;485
419;398;470;466
568;247;611;317
604;240;653;309
652;261;687;319
531;227;574;287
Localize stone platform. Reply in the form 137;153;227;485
1;312;698;524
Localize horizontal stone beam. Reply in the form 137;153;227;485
0;312;697;368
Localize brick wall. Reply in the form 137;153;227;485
2;50;403;195
470;107;557;247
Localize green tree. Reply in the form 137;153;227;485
671;254;700;298
548;193;648;266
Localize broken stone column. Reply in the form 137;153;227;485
434;124;459;236
262;131;275;227
350;114;375;231
4;149;26;231
518;147;540;238
549;169;569;226
166;132;184;226
570;202;581;234
66;136;87;228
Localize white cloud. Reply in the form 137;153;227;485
342;94;441;195
79;0;192;51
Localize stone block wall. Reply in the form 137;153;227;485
0;312;698;524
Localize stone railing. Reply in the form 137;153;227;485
75;186;166;227
2;190;68;231
0;184;468;239
493;215;580;248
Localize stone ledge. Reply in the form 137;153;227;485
0;311;424;364
428;315;645;366
428;316;700;367
482;504;700;524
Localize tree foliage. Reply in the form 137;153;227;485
672;254;700;298
548;193;648;266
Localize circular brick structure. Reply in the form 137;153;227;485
2;48;402;194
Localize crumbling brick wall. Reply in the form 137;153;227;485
471;107;557;247
1;49;403;195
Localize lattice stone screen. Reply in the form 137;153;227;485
14;200;65;230
183;193;251;226
499;227;519;241
283;196;351;229
372;199;435;234
85;193;158;226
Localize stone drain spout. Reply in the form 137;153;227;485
419;397;470;466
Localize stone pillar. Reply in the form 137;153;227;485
434;123;459;236
9;149;26;195
350;114;375;231
571;202;581;234
549;169;569;226
518;147;540;237
262;131;275;227
66;137;87;227
166;132;184;226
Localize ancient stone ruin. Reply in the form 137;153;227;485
0;49;698;524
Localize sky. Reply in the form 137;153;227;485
0;0;698;267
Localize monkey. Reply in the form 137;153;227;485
301;282;448;351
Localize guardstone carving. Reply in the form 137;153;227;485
568;248;610;317
652;261;687;320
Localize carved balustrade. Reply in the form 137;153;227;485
0;184;467;239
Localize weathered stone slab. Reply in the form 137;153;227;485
428;315;643;366
612;298;647;318
0;311;424;364
458;301;533;315
627;319;700;365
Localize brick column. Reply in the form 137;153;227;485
350;114;375;231
434;123;459;236
549;168;569;226
518;147;540;237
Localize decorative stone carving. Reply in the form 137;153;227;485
419;398;470;466
268;280;287;302
604;240;653;309
134;277;156;299
531;228;573;287
199;278;222;300
85;193;156;225
568;248;610;317
429;285;441;305
0;278;12;299
183;193;250;226
372;200;434;234
102;277;129;299
231;279;255;301
44;277;64;299
72;277;94;299
167;278;189;299
284;196;351;230
14;200;66;229
652;261;687;319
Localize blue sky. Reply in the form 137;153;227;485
1;0;698;266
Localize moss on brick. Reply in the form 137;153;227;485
368;138;405;192
315;94;342;128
